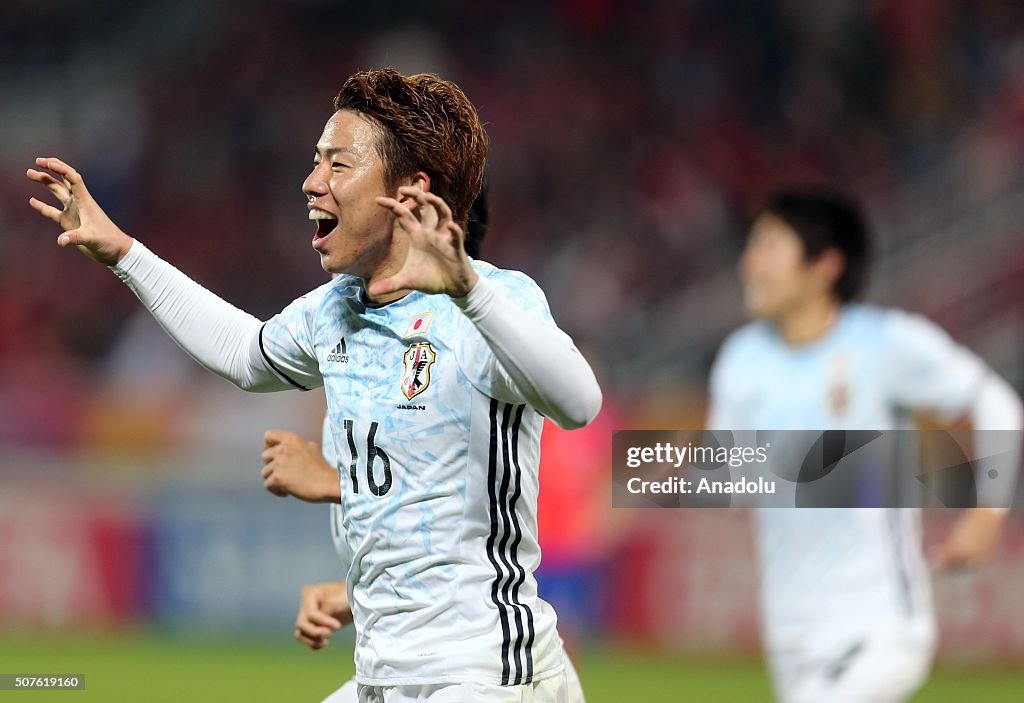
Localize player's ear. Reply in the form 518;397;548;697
815;248;846;293
395;172;431;206
401;172;431;194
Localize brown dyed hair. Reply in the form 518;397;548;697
334;69;488;229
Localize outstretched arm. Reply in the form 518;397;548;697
374;187;602;429
26;157;315;393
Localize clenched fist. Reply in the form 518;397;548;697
261;429;341;503
295;580;353;650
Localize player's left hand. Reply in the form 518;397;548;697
370;186;479;299
933;508;1008;570
261;429;341;503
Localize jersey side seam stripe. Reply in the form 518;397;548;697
485;398;513;685
507;404;535;683
497;402;526;684
258;323;311;391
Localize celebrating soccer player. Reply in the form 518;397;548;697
27;69;601;702
707;188;1022;703
259;180;586;703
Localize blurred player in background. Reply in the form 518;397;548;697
707;188;1022;703
27;69;602;703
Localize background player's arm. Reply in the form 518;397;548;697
261;430;341;503
26;157;321;393
887;311;1023;568
375;187;602;429
933;372;1022;568
295;580;352;650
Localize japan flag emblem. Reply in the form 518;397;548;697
403;312;434;338
401;342;437;400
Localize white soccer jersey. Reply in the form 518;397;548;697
323;417;355;575
260;262;565;687
708;304;987;642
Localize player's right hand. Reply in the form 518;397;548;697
26;157;134;266
932;507;1007;571
295;581;353;650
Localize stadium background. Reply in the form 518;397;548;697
2;0;1023;700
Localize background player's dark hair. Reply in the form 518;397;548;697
464;169;488;259
759;188;872;302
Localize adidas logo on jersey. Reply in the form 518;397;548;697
326;338;349;363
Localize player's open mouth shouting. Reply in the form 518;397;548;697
309;207;338;251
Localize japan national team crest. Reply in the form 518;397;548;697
401;342;437;400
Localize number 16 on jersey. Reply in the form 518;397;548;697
343;419;393;496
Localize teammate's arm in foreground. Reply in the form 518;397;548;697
261;429;341;503
295;580;353;650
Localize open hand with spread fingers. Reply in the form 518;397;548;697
26;157;134;266
370;186;479;300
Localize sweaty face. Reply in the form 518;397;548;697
739;214;821;320
302;110;395;277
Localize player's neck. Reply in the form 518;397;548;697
363;236;413;305
777;296;840;347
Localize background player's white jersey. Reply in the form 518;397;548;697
708;304;987;643
260;261;567;687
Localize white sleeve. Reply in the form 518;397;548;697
969;373;1023;511
109;240;321;392
884;311;1022;510
885;311;987;416
453;272;601;430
